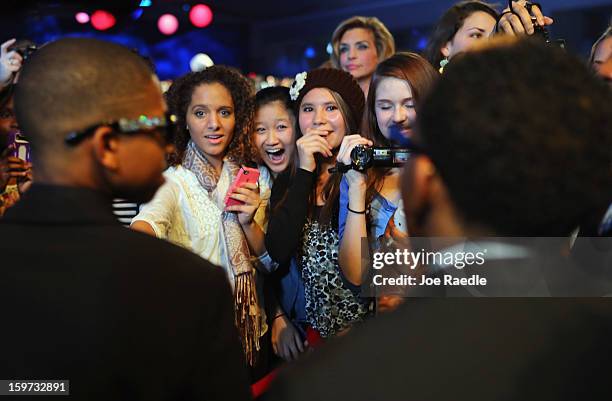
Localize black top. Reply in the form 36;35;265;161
265;168;315;264
0;184;251;401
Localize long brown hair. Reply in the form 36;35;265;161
362;52;438;209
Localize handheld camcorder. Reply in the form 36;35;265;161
349;146;411;172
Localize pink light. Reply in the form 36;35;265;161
91;10;116;31
158;14;179;35
75;12;90;24
189;4;213;28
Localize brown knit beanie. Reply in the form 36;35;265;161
289;68;365;129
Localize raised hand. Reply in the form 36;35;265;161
0;39;23;86
497;1;553;35
297;128;333;172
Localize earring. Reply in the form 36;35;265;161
439;57;449;74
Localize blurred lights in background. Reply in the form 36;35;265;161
189;4;213;28
326;42;333;55
158;14;179;35
132;8;144;20
139;0;152;7
304;47;316;58
91;10;116;31
75;12;90;24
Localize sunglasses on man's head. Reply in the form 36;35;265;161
64;112;177;146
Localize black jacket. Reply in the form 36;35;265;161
0;185;251;400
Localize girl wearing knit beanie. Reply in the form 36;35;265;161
265;68;370;344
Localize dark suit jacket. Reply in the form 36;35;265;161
268;298;612;401
0;185;251;400
268;246;612;401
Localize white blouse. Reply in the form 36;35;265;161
134;163;272;269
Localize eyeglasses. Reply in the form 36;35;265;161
64;112;177;146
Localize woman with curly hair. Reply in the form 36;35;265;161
132;65;273;368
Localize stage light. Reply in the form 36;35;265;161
305;47;316;59
158;14;179;35
75;12;90;24
132;9;144;20
91;10;116;31
417;37;428;50
326;42;333;55
189;4;213;28
190;53;214;71
139;0;152;7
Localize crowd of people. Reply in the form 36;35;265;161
1;0;611;399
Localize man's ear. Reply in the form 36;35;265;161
441;41;452;58
90;126;120;171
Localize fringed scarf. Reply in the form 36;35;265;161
183;140;262;366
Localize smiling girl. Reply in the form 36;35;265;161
265;68;368;344
253;86;296;177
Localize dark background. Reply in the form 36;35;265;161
2;0;611;79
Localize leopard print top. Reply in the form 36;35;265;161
299;219;369;338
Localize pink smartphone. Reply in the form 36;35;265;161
224;166;260;207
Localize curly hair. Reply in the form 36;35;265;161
423;1;499;70
165;65;256;166
330;16;395;70
418;37;612;236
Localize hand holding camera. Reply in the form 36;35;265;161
0;39;23;86
336;135;373;193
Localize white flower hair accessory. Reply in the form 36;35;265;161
289;71;307;101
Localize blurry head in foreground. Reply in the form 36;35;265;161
404;37;612;237
14;37;168;202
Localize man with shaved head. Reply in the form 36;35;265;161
0;38;250;400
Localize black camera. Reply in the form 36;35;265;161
349;145;412;172
8;39;38;61
512;1;566;48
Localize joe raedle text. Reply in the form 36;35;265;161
372;274;487;287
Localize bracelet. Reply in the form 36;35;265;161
347;205;366;214
272;313;285;321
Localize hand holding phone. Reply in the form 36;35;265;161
224;166;260;207
224;166;262;226
7;130;31;162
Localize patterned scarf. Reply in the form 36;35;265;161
182;140;262;366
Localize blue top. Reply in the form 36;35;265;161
338;176;398;241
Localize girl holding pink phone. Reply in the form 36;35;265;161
132;66;273;371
